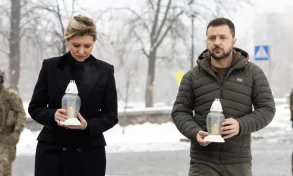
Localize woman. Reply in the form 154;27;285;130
28;15;118;176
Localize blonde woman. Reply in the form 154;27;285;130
29;15;118;176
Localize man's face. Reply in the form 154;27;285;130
206;25;236;60
68;35;94;62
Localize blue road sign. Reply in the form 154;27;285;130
254;45;269;61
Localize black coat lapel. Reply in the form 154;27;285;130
54;64;71;94
53;53;101;102
54;53;72;95
78;57;101;102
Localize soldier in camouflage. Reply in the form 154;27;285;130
0;68;26;176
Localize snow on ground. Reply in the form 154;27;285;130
16;122;189;156
17;101;291;156
251;104;292;142
103;122;189;153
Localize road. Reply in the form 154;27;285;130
13;138;293;176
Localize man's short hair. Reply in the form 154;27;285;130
206;17;235;37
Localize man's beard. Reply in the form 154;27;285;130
208;46;233;60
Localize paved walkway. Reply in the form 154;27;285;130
13;138;293;176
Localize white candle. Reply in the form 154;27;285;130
67;106;75;118
211;124;219;135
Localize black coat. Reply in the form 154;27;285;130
28;53;118;176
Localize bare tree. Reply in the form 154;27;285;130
110;0;196;107
104;0;252;107
34;0;77;55
117;68;138;134
8;0;21;91
110;25;139;134
0;0;41;91
0;0;81;91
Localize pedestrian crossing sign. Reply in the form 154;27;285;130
254;45;269;61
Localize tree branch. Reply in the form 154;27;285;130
148;0;155;10
150;0;162;44
155;0;172;42
117;89;126;101
0;48;9;55
100;7;151;34
0;31;9;41
0;5;10;17
154;11;183;50
21;6;38;18
132;28;149;58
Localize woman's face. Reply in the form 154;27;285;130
67;35;95;62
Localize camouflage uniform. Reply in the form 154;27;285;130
0;69;26;176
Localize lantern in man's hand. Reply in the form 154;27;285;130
204;98;225;143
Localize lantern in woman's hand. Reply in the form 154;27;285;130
60;80;81;125
204;98;225;143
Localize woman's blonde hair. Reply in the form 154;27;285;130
65;15;97;41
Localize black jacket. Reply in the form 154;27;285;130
28;52;118;148
172;48;275;164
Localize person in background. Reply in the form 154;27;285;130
289;89;293;128
171;17;275;176
28;15;118;176
0;68;26;176
289;88;293;174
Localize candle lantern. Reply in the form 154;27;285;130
60;80;81;125
204;98;225;143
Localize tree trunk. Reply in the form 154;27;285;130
9;0;21;91
145;51;156;107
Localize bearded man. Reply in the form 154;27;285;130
171;18;275;176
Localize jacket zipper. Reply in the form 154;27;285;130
199;58;246;164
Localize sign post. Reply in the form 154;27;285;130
254;45;271;84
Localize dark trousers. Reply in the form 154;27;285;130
35;141;106;176
189;159;252;176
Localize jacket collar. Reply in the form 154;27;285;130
56;52;96;69
54;52;101;102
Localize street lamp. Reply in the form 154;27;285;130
188;4;198;69
191;13;195;69
183;3;198;69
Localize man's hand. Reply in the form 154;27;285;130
221;118;240;139
197;130;211;146
64;113;88;130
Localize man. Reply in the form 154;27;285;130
171;18;275;176
0;68;26;176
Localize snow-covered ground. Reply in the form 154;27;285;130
16;122;189;156
17;101;291;156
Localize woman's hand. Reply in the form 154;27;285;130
65;113;88;130
54;109;67;125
